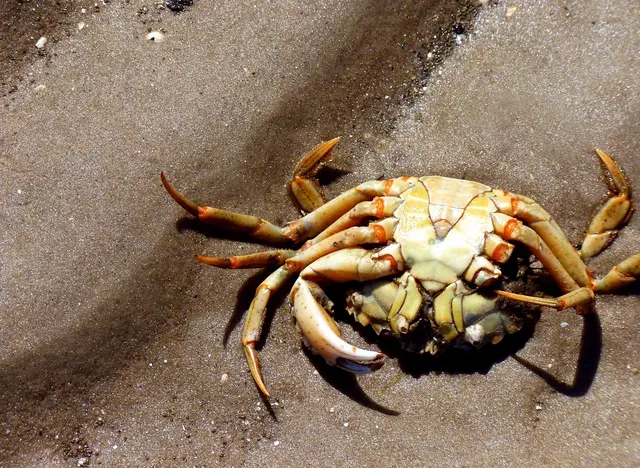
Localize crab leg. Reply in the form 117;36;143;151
491;193;593;288
285;179;397;242
161;172;292;243
196;250;296;269
496;287;595;311
594;253;640;292
285;218;398;272
291;246;404;372
162;171;399;245
491;213;580;293
303;197;402;246
242;266;296;397
491;150;635;289
288;137;342;213
581;149;634;259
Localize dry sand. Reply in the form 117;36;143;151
1;0;638;466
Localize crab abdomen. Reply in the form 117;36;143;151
393;176;502;293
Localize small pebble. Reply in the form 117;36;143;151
535;404;542;411
560;322;569;329
146;31;165;42
506;6;517;18
343;422;349;427
220;373;228;383
273;440;280;446
78;22;86;30
77;458;89;467
35;37;47;49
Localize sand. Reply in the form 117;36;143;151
1;0;638;466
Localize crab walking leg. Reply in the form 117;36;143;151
595;253;640;292
196;250;297;269
302;197;402;246
491;213;580;294
288;137;342;213
290;246;404;372
242;266;296;397
491;149;634;287
581;149;634;259
286;177;416;243
285;217;398;272
491;193;594;288
161;172;292;243
496;287;595;311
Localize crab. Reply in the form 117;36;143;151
161;138;639;397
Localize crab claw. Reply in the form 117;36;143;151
291;279;385;373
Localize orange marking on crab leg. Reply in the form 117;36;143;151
503;218;520;239
372;224;387;242
492;244;510;263
374;197;386;219
484;233;514;263
511;197;519;215
376;254;398;271
383;179;394;195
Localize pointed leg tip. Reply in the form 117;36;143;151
160;172;200;216
594;148;631;196
244;344;271;398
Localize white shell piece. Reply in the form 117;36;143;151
146;31;165;42
464;323;485;344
